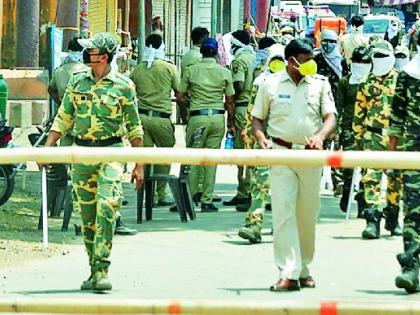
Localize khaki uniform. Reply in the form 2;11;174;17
179;58;235;204
49;61;89;146
231;49;256;199
130;59;180;203
252;69;336;279
51;68;143;275
181;46;202;76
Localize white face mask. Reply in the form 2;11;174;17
349;63;371;84
372;56;395;76
394;57;410;71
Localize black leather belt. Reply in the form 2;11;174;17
139;109;171;118
366;126;383;134
190;109;225;116
75;137;122;147
235;102;248;107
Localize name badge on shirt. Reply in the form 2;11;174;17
278;94;291;100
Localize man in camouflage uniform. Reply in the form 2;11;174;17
389;32;420;294
353;40;402;240
315;30;348;196
130;34;179;206
238;44;285;243
336;46;372;217
223;30;256;210
42;33;144;291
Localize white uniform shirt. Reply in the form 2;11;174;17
252;69;336;145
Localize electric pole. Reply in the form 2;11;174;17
16;0;40;67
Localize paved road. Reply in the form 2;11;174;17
0;162;417;302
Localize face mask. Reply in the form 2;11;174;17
371;56;395;76
83;50;104;64
394;57;410;71
321;41;337;54
269;59;286;73
349;63;371;84
292;57;317;76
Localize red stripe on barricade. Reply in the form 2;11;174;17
168;301;182;314
328;152;343;168
320;302;338;315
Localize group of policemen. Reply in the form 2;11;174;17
43;13;419;293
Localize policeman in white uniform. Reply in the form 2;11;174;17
252;39;337;292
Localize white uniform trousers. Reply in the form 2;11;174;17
269;151;322;280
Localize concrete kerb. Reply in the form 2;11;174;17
1;299;420;315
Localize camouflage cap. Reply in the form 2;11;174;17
371;40;393;55
78;32;118;54
394;45;409;57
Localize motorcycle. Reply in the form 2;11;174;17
0;119;16;206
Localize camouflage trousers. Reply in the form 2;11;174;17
362;168;402;215
362;136;403;215
402;170;420;246
71;161;124;274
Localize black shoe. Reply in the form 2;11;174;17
212;195;222;202
223;196;249;206
384;208;402;236
115;217;137;235
265;203;272;211
169;205;178;213
362;209;382;239
395;267;420;294
236;203;250;212
201;203;218;212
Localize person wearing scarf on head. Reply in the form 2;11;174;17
353;39;403;241
384;19;403;49
238;44;286;243
314;30;348;197
339;15;369;65
254;37;277;79
336;46;372;217
389;31;420;295
394;45;410;72
223;30;256;210
130;34;180;207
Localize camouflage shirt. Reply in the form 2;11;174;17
51;68;143;142
388;71;420;152
353;69;398;149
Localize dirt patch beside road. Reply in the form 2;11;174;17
0;191;81;269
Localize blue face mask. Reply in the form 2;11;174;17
321;41;337;54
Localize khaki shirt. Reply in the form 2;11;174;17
51;68;143;142
130;59;180;114
178;58;235;111
252;69;336;144
49;61;89;103
231;49;256;104
181;46;202;76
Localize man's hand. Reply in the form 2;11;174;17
306;134;324;150
240;128;247;141
131;163;144;191
257;134;270;149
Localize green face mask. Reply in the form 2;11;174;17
292;57;317;76
269;59;286;73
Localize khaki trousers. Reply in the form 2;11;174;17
269;144;322;279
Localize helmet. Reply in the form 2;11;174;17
351;46;372;63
